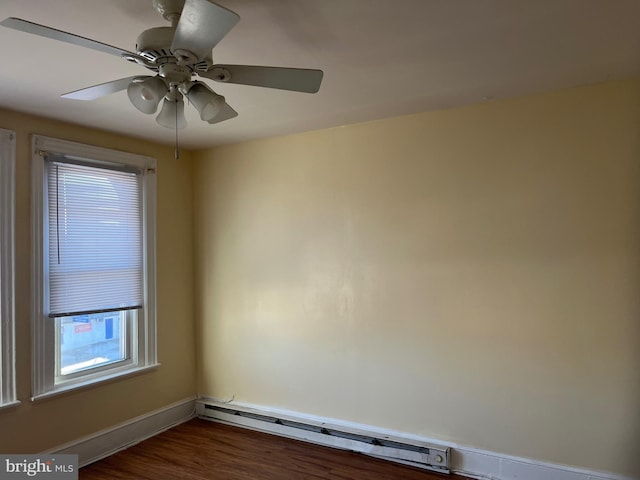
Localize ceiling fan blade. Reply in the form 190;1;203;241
62;76;147;100
0;17;135;58
207;102;238;125
201;65;323;93
171;0;239;61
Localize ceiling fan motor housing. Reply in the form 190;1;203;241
136;26;175;58
136;26;210;71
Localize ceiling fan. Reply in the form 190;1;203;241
0;0;324;129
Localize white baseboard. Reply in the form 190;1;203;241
48;396;196;467
197;398;637;480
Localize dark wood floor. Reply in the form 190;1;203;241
80;418;469;480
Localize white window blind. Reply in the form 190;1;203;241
47;157;143;317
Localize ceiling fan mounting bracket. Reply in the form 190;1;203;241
152;0;186;23
209;67;231;82
122;52;157;69
173;48;199;66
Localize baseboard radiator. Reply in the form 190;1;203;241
197;401;450;474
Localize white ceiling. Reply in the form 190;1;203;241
0;0;639;149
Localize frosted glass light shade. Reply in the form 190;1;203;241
127;77;168;114
187;83;225;121
156;96;187;129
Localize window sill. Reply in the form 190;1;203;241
0;400;21;411
31;363;161;403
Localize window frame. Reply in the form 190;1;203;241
31;135;158;400
0;128;17;408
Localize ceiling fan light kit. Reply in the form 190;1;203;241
156;88;187;129
127;76;169;114
186;82;226;121
0;0;324;131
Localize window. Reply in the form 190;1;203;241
32;136;157;399
0;128;17;407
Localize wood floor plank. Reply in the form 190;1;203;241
80;419;469;480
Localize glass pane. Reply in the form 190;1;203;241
56;311;127;376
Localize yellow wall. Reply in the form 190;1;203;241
0;109;196;452
1;77;638;476
193;78;640;476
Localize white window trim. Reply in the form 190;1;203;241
0;128;18;408
31;135;158;400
